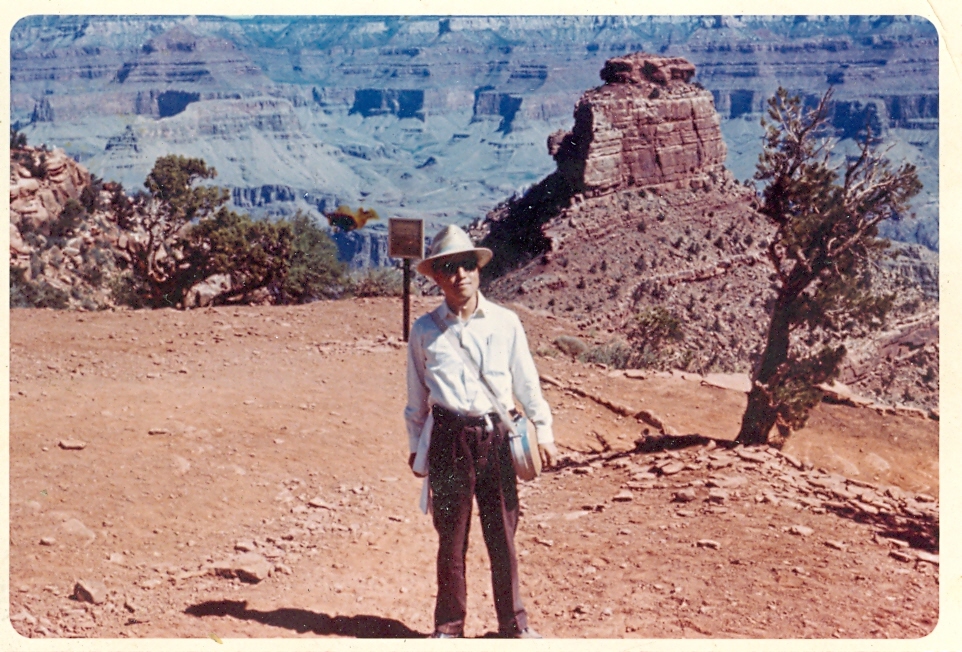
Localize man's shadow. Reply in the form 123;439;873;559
184;600;422;638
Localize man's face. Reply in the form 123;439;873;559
433;254;480;306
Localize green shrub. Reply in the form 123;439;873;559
554;334;588;358
109;271;148;309
278;211;346;302
579;339;632;368
10;266;70;309
347;267;404;298
51;199;85;238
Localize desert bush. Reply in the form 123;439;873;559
51;199;85;238
109;271;148;309
278;211;346;302
10;266;70;309
554;334;589;358
579;339;632;368
347;266;404;297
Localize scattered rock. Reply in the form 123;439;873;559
612;490;634;502
735;448;768;463
234;540;256;552
707;489;729;504
659;461;686;476
889;550;915;563
788;525;814;537
73;579;107;604
696;539;721;550
672;488;697;503
915;551;939;565
61;518;96;543
58;439;87;450
212;552;273;583
147;428;170;436
824;540;847;551
308;497;337;510
39;536;56;546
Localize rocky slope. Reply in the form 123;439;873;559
477;54;938;412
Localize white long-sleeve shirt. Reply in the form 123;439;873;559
404;292;554;454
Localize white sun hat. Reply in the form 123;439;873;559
416;225;494;277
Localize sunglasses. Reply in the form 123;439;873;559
435;257;479;275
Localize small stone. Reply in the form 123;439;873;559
107;552;126;564
40;536;56;546
58;439;87;450
706;475;747;489
61;518;96;543
672;488;697;503
735;449;768;463
308;497;336;510
660;461;686;476
234;540;256;552
233;552;273;583
707;489;729;504
10;610;37;625
915;551;939;565
824;540;847;551
889;550;914;563
274;563;292;575
915;493;936;503
788;525;814;537
696;539;721;550
612;490;633;502
73;579;107;604
124;596;138;612
535;537;554;547
147;428;170;436
140;579;162;589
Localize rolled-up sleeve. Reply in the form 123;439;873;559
404;325;430;454
508;314;554;444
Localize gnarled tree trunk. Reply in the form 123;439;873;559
736;298;791;445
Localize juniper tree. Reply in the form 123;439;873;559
737;88;921;445
124;155;230;306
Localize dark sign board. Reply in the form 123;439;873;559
389;218;425;260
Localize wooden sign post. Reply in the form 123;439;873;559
388;218;424;342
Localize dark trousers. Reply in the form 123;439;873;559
429;405;527;636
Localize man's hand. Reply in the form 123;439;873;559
538;442;559;468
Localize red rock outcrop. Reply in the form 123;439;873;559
549;53;727;195
10;147;90;233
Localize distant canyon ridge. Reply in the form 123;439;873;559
11;15;939;267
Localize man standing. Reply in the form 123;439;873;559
404;225;558;639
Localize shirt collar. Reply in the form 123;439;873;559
439;291;489;322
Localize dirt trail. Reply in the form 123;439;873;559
8;298;939;640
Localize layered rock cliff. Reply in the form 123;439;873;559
550;54;727;194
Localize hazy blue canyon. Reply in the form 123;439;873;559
11;15;938;266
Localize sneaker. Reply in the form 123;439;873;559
429;631;462;638
513;627;542;639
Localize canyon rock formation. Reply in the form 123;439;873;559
477;54;938;412
550;54;727;194
11;16;939;258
